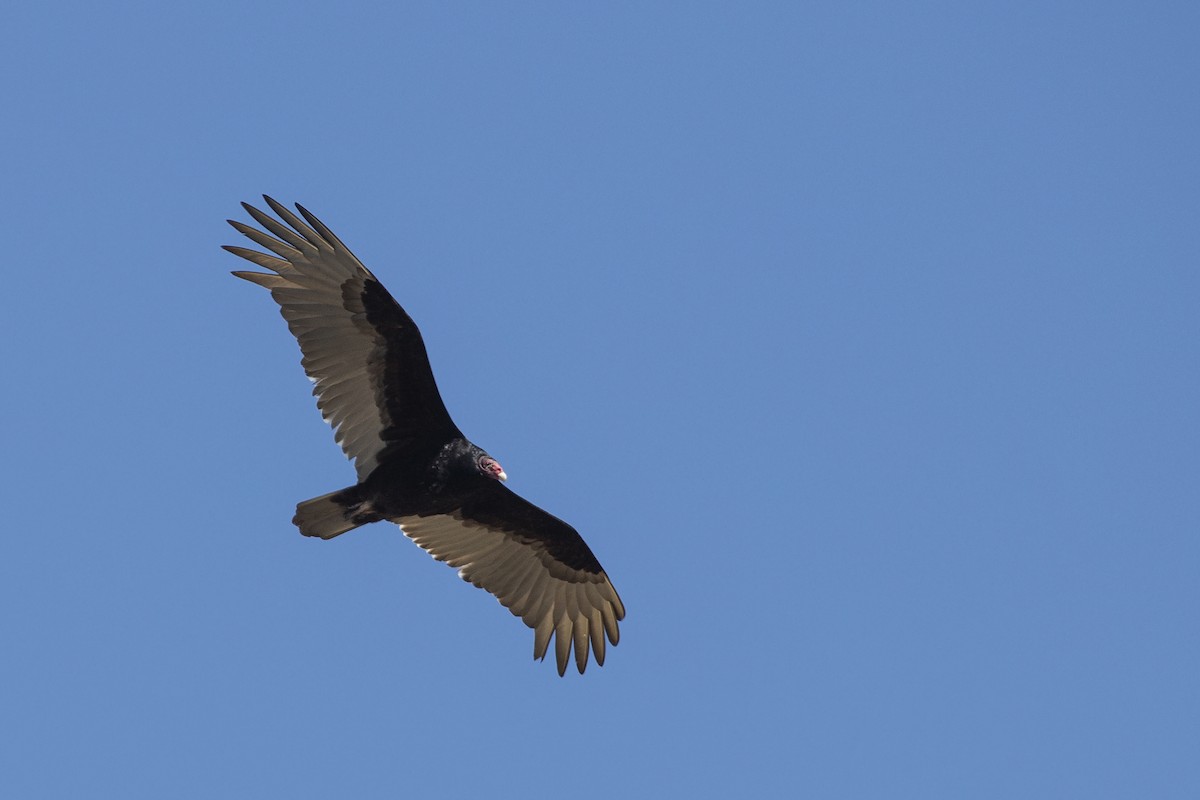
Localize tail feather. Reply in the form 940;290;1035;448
293;488;367;539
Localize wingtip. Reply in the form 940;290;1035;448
231;269;282;288
263;195;290;217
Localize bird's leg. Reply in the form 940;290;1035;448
346;498;383;527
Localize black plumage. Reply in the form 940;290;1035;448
224;197;624;675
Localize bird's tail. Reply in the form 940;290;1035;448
293;487;379;539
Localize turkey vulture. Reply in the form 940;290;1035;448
224;197;624;675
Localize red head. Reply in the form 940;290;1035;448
478;455;507;482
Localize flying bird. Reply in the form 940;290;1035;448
224;197;624;675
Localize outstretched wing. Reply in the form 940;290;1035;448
398;485;626;676
224;197;461;479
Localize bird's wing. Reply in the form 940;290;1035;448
224;197;461;479
398;485;625;676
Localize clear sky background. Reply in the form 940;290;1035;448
3;3;1197;798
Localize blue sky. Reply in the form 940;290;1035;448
3;2;1197;797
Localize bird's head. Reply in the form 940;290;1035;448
478;455;507;482
434;440;507;492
